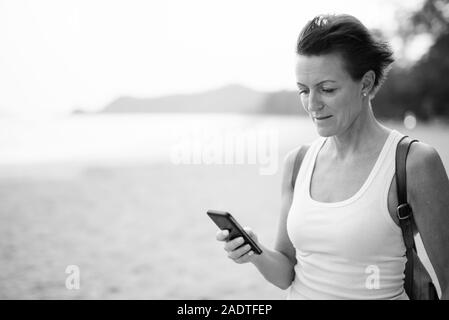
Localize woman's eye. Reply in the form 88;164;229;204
322;88;336;93
298;90;309;95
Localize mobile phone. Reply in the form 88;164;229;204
207;209;263;255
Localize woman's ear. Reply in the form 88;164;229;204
361;70;376;96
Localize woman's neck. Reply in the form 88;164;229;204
326;102;389;161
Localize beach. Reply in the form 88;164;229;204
1;114;448;299
0;162;287;299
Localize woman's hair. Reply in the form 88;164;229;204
296;14;394;93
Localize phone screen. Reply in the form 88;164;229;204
207;209;263;254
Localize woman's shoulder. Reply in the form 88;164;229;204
284;146;302;165
282;147;302;186
387;128;434;164
281;144;309;187
407;141;441;172
282;141;316;186
406;140;447;197
283;141;316;168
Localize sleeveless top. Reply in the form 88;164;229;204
286;129;409;299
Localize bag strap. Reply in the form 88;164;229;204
291;145;310;190
395;135;419;297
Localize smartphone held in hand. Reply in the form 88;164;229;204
207;209;263;255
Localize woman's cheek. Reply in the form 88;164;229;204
300;96;309;113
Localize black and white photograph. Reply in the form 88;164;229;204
0;0;448;301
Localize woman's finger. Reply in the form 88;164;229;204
227;243;251;260
216;229;229;241
235;250;254;264
224;236;245;252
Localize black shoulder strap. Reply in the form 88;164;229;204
291;145;310;190
395;135;419;296
396;136;419;248
396;136;419;212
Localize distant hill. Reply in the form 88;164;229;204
259;90;305;115
102;84;265;114
93;84;307;115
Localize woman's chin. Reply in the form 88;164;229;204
315;126;335;137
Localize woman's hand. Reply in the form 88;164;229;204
216;227;260;264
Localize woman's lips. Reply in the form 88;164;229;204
314;115;332;120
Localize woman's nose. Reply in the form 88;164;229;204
307;91;324;112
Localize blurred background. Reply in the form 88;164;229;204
0;0;448;299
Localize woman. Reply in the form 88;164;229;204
216;14;449;299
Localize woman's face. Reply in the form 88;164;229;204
295;53;364;137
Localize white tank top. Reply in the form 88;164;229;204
286;129;409;300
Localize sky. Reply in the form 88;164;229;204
0;0;426;117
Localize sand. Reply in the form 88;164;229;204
0;162;288;299
1;118;448;299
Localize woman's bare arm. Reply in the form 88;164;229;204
250;147;300;289
273;147;299;266
217;147;300;290
407;142;449;299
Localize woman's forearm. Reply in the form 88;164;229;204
251;244;296;290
